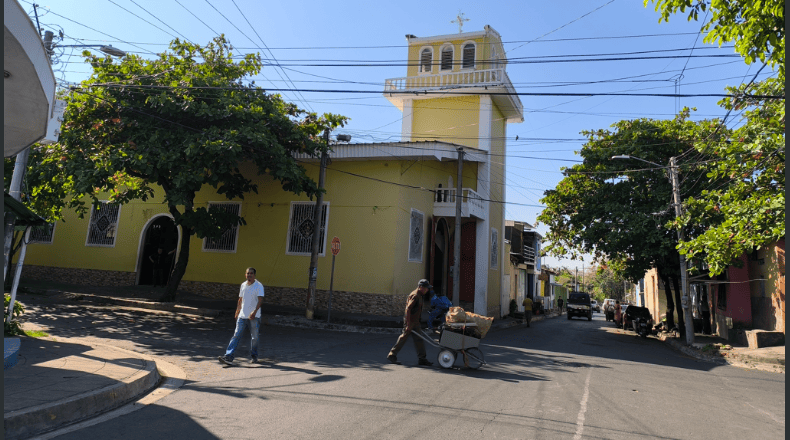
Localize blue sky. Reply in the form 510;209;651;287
22;0;775;271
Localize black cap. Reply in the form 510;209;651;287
418;279;432;289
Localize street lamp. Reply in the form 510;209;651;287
54;44;127;57
612;154;694;346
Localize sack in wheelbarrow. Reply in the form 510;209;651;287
445;307;493;338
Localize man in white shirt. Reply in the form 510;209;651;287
218;267;265;365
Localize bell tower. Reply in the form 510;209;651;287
384;25;524;315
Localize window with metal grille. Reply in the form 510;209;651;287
462;43;475;69
408;209;424;262
86;202;121;247
286;202;329;256
30;222;56;244
440;46;453;71
203;202;241;252
420;48;432;73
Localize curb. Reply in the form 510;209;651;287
30;358;188;440
3;342;161;440
660;334;785;373
269;315;402;334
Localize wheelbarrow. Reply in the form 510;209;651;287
412;322;486;369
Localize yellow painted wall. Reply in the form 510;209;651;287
486;104;507;314
411;96;480;149
24;158;479;299
406;33;504;77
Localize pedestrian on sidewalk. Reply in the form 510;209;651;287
218;267;265;365
387;279;433;366
522;296;533;327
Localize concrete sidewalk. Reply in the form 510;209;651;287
3;336;161;440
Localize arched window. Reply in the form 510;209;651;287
440;45;453;71
462;43;475;69
419;48;432;73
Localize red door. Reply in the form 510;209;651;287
460;222;476;303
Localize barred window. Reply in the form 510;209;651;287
286;201;329;256
440;46;453;71
203;202;241;252
86;202;121;247
419;48;432;73
30;222;56;244
408;209;424;262
462;43;475;69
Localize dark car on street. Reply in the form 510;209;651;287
566;292;592;321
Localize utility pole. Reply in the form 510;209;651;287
305;130;329;319
452;147;463;307
4;30;54;283
670;156;694;345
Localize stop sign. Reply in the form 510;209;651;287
331;237;341;256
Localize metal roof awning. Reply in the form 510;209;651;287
4;192;46;226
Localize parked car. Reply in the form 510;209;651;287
590;300;600;312
567;292;592;321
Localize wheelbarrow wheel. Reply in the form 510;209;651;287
437;349;456;369
462;347;485;370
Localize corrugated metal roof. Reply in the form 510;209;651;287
294;141;488;163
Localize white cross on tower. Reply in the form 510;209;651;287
451;11;469;34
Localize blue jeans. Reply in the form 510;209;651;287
224;317;260;360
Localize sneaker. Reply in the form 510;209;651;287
418;359;433;366
251;356;258;363
218;355;233;365
387;354;400;365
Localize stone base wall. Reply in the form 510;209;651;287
22;265;405;316
22;265;136;287
179;279;405;316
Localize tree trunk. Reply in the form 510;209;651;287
159;224;192;302
657;270;676;330
158;193;194;302
671;276;685;332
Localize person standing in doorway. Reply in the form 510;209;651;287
387;279;433;366
522;295;533;327
218;267;265;365
149;247;165;287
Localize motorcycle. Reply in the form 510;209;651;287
632;316;650;338
623;306;652;338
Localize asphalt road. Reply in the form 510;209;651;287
21;301;786;439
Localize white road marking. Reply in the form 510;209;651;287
573;368;592;440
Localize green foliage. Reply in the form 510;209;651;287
4;294;25;336
646;0;784;76
31;36;348;300
537;111;721;282
676;78;785;276
587;264;628;301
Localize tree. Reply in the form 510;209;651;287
646;0;784;76
537;112;724;330
36;36;347;301
646;0;785;276
676;78;785;275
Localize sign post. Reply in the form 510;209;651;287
328;237;340;323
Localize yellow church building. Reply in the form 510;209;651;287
21;25;523;317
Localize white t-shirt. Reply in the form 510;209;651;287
238;280;265;319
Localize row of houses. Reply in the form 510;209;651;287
637;240;785;340
18;26;542;319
